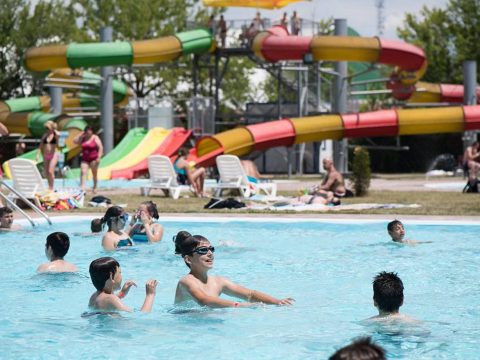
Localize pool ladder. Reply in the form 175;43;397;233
0;179;52;227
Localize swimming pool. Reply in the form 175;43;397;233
1;216;479;359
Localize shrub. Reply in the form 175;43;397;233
351;146;371;196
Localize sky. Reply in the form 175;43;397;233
222;0;450;39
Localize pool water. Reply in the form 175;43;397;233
0;217;479;359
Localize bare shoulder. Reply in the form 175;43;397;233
36;263;49;273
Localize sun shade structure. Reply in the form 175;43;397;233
203;0;308;9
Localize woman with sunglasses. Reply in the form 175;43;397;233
174;233;294;308
101;206;133;250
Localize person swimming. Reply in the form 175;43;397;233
173;232;294;308
127;201;163;243
37;232;78;273
88;257;157;313
100;206;133;250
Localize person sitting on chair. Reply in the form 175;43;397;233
310;158;352;198
173;148;206;197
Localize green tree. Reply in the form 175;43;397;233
0;0;79;99
397;0;480;83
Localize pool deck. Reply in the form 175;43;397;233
6;174;478;223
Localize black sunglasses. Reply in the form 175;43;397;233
191;246;215;255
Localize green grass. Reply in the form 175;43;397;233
64;189;480;216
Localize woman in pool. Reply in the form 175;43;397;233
36;120;59;190
174;232;294;308
101;206;133;250
127;201;163;243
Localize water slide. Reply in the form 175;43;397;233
8;29;214;178
194;26;480;166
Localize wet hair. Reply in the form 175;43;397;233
173;230;192;254
329;337;386;360
0;207;13;217
373;272;404;313
177;234;209;268
101;206;124;230
46;232;70;258
141;201;159;219
90;218;103;233
387;220;403;232
89;257;120;291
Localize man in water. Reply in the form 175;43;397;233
0;207;21;231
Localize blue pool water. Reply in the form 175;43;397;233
1;217;479;359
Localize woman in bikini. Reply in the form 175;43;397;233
36;121;59;190
174;148;206;197
74;126;103;193
101;206;133;250
127;201;163;243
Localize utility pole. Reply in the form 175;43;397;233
375;0;386;36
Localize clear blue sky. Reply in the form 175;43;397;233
221;0;450;39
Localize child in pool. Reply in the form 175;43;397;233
37;232;78;273
173;232;294;308
367;271;417;323
88;257;157;312
101;206;133;250
329;337;385;360
387;220;422;245
127;201;163;243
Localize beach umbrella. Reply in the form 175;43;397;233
203;0;308;9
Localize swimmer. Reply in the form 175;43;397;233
0;207;21;231
37;232;78;273
127;201;163;243
73;218;103;237
101;206;133;250
366;271;417;323
329;337;386;360
88;257;157;313
387;220;424;245
174;233;294;308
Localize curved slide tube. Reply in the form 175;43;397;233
24;29;215;72
195;105;480;167
252;26;480;103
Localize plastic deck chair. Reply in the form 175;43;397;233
8;158;47;208
141;155;191;199
214;155;277;198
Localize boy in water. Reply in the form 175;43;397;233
37;232;78;273
368;271;416;323
0;207;21;231
387;220;416;244
174;233;294;308
329;337;386;360
88;257;157;312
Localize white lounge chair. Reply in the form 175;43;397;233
8;158;47;208
214;155;277;198
140;155;191;199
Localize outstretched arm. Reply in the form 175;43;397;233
140;279;157;313
221;277;294;305
181;280;254;308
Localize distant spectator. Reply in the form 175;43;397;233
218;15;227;48
246;22;258;43
290;11;301;35
280;12;288;28
463;141;480;185
15;140;26;156
329;337;386;360
253;11;264;32
207;15;216;35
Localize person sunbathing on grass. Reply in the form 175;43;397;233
173;232;294;308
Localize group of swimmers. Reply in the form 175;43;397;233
2;203;422;358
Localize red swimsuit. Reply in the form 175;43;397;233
81;137;99;163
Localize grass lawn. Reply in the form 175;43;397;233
66;189;480;216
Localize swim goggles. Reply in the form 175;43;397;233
192;246;215;255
